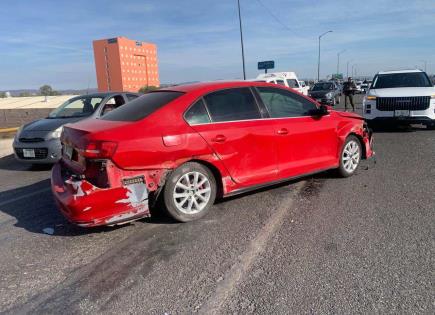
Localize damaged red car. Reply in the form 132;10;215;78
51;81;374;227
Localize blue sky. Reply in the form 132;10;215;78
0;0;434;90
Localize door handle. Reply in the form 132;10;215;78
277;128;289;135
212;135;227;143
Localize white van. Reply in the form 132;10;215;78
255;72;309;95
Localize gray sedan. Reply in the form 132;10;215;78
13;92;140;164
308;82;341;106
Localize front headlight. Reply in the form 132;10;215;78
51;126;63;139
366;95;377;100
326;92;333;98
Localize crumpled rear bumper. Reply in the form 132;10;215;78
363;124;375;159
51;162;151;227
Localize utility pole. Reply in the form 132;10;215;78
317;30;332;82
237;0;246;80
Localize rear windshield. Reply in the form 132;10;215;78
372;72;433;89
101;91;184;121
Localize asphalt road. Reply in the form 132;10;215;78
0;100;433;314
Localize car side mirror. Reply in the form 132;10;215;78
310;104;329;116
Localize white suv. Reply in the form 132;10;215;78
363;69;435;128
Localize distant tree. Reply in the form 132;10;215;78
0;92;6;98
18;92;31;97
138;85;158;94
39;85;61;100
39;85;53;96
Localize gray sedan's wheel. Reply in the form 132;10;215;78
163;162;216;222
337;135;361;177
426;122;435;130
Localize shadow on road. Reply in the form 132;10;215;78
371;124;430;133
0;154;53;172
217;169;342;204
0;177;179;236
0;179;126;236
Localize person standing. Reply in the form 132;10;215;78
342;77;356;112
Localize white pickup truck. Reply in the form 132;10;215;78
363;69;435;129
255;72;309;95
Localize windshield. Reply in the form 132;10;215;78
102;91;184;121
49;96;104;118
372;72;433;89
312;83;333;91
286;79;299;88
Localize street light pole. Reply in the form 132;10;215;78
237;0;246;80
420;60;427;72
351;64;357;78
337;49;346;78
317;30;332;82
346;60;353;79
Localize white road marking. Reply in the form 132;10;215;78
0;188;51;207
199;181;306;314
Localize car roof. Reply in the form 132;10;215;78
76;92;140;98
159;81;285;94
377;69;423;75
256;72;297;79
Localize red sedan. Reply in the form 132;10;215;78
51;81;374;227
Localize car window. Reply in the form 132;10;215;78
48;96;104;118
286;79;299;88
372;72;432;89
185;99;211;125
257;87;317;118
102;91;184;121
312;83;333;91
276;80;285;86
101;95;125;116
204;88;261;122
126;94;139;101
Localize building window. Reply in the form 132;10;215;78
107;38;118;44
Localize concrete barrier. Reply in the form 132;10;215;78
0;138;13;158
0;108;53;128
0;95;77;129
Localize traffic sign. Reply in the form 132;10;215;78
258;61;275;71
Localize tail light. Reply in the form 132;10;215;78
80;141;118;159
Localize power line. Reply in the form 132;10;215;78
255;0;296;35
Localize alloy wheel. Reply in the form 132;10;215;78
342;140;360;173
173;171;211;214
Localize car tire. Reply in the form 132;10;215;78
337;135;362;178
163;162;217;222
426;122;435;130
